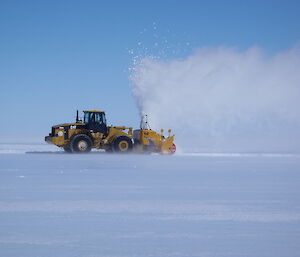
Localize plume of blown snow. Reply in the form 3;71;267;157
130;46;300;153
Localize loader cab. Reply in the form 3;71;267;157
83;111;108;134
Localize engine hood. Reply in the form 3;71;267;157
52;123;85;128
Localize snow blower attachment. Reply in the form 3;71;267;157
133;115;176;154
45;110;176;154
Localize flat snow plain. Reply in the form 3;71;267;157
0;143;300;257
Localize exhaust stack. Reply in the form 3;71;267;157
76;110;79;123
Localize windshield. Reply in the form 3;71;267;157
84;112;106;125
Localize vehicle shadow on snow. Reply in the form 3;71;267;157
25;151;107;155
25;151;150;155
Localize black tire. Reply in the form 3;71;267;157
63;146;72;153
70;134;93;153
105;147;113;153
113;136;133;153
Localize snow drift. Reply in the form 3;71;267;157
130;46;300;153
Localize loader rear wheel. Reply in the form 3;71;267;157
113;136;133;153
70;134;92;153
105;147;113;153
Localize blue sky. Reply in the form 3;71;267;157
0;0;299;141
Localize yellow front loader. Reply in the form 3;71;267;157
45;110;176;154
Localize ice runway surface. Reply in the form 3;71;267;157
0;144;300;257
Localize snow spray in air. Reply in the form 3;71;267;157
130;46;300;153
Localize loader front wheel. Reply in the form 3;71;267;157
70;134;92;153
63;146;72;153
113;136;133;153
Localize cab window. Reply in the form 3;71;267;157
84;112;90;123
84;112;105;124
94;113;102;123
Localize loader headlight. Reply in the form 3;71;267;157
58;131;64;137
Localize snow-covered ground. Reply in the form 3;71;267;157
0;144;300;257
